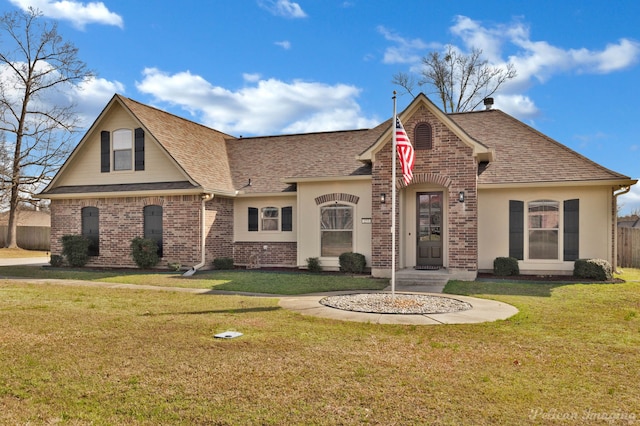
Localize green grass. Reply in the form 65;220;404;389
0;270;639;424
0;265;389;294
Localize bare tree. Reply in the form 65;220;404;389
393;45;517;113
0;8;92;248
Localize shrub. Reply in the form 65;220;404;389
493;257;519;276
61;235;90;267
213;257;234;270
130;237;160;269
339;252;366;274
573;259;612;281
49;254;64;267
306;257;322;273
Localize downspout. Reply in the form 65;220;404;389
612;186;631;273
183;193;213;276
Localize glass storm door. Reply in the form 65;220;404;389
416;192;443;267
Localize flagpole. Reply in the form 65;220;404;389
391;91;397;298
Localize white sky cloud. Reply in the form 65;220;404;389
135;68;378;136
275;40;292;50
8;0;124;29
619;182;640;215
257;0;307;18
378;26;434;64
383;15;640;120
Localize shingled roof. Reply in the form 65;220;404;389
43;94;633;199
117;96;237;195
226;121;388;194
448;109;630;185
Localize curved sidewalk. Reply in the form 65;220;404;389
279;291;518;325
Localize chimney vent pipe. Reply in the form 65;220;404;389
484;97;494;110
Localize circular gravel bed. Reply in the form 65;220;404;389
320;293;473;315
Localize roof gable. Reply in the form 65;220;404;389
357;93;494;163
43;95;237;196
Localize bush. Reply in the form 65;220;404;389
61;235;90;267
493;257;519;276
130;237;160;269
213;257;234;270
49;254;64;267
306;257;322;273
339;252;366;274
573;259;612;281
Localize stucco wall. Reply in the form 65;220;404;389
297;179;372;270
478;186;613;274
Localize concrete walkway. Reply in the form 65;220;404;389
279;290;518;325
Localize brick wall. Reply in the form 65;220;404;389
205;196;234;263
233;241;297;267
371;105;478;272
50;194;232;269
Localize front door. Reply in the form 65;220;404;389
416;192;443;267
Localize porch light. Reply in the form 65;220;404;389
458;191;465;203
380;193;386;204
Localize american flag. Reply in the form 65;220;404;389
395;116;415;185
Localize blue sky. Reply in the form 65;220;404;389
3;0;639;213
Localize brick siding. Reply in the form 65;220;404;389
50;194;235;269
371;105;478;272
233;241;297;267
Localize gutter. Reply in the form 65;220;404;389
612;185;632;273
183;193;213;276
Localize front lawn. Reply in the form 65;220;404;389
0;265;389;294
1;270;638;424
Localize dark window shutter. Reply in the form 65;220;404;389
509;200;524;260
81;207;99;256
282;206;293;231
564;199;579;261
414;122;432;150
248;207;258;231
100;131;110;172
134;128;145;171
144;205;163;257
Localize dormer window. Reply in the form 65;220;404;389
113;129;133;171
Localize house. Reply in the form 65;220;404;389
618;215;640;228
39;93;636;279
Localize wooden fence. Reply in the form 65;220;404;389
618;227;640;268
0;226;50;251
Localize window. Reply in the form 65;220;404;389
101;128;144;172
414;122;433;150
248;206;293;232
528;200;559;260
112;129;133;171
261;207;279;231
320;203;353;257
81;207;99;256
510;199;579;261
144;205;163;257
